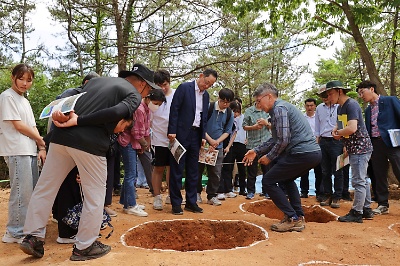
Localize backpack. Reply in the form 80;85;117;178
207;102;234;148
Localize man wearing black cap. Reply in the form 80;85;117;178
20;64;158;261
325;80;374;223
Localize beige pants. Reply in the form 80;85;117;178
23;143;107;250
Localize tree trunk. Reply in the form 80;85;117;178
390;7;398;96
342;1;386;95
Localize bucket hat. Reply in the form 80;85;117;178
118;63;161;90
319;80;351;98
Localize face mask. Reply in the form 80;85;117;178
148;101;160;112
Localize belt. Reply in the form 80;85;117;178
320;137;334;140
190;126;200;131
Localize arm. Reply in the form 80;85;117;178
223;131;237;155
333;119;357;138
11;121;45;148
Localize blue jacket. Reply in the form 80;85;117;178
365;95;400;147
168;80;209;144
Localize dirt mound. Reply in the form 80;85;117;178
122;219;268;251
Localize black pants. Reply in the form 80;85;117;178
300;164;322;196
218;142;247;193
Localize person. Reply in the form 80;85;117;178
299;98;323;199
314;90;345;208
19;63;151;261
118;88;165;217
242;100;271;199
218;101;243;199
0;64;46;244
152;69;175;210
324;80;374;223
243;82;321;232
356;80;400;215
167;68;217;215
197;88;234;205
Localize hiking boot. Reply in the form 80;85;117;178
338;209;363;223
153;195;163;210
70;240;111;261
271;215;305;232
330;198;340;208
362;207;374;220
372;205;389;215
207;197;222;206
320;196;332;206
20;234;45;258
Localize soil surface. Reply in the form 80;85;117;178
0;187;400;266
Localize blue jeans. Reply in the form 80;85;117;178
119;143;137;209
349;152;372;213
4;155;39;238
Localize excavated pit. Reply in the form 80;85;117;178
122;219;268;251
244;200;338;223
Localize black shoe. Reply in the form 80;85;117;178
362;207;374;220
316;195;323;202
239;191;247;196
300;193;308;198
342;194;352;201
172;205;183;215
70;240;111;261
338;209;363;223
320;196;332;206
184;203;203;213
20;234;45;258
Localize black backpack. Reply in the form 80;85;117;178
207;102;234;148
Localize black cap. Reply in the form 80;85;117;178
118;63;161;90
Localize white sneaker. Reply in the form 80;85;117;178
2;232;23;243
225;192;237;198
207;197;222;206
165;195;171;204
197;193;203;204
137;204;146;210
104;206;117;217
56;236;77;244
217;193;226;200
123;205;148;217
153;195;163;210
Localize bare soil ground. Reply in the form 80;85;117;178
0;187;399;266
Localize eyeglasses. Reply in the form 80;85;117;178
256;94;268;104
219;99;231;105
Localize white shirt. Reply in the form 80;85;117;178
192;80;204;127
151;89;175;147
234;114;246;144
304;113;316;136
0;88;37;156
315;103;339;137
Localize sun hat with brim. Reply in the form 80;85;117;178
316;86;328;98
319;80;352;98
118;63;162;90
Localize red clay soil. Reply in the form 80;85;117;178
0;187;400;265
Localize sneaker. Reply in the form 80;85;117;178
137;204;146;210
330;198;340;208
271;215;304;232
225;192;237;198
104;206;117;217
56;236;77;244
123;205;148;217
320;196;332;206
207;197;222;206
2;232;23;244
372;205;389;215
153;195;163;210
196;193;203;204
165;195;171;204
362;207;374;220
70;240;111;261
20;234;45;258
246;193;255;200
239;190;247;196
300;193;308;198
217;193;226;200
172;205;183;215
338;209;363;223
